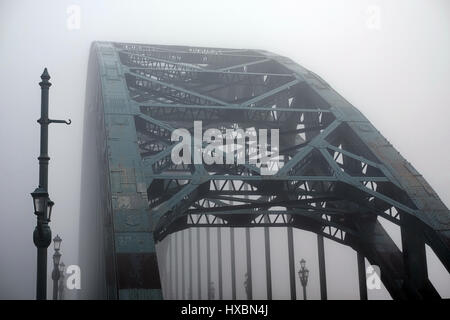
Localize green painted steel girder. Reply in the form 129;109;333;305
81;41;450;300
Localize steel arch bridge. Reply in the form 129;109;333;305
80;41;450;300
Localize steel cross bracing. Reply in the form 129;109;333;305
90;41;450;300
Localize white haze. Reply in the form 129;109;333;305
0;0;449;299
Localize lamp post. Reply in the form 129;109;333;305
31;187;53;300
31;68;70;300
208;281;215;300
244;272;250;300
58;262;65;300
298;258;309;300
51;235;62;300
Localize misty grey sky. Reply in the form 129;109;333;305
0;0;449;299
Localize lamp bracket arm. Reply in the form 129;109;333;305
37;118;72;125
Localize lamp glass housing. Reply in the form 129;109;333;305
300;259;306;269
47;200;54;221
31;187;48;216
53;234;62;251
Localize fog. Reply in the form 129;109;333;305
0;0;449;299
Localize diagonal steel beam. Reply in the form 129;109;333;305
128;69;229;106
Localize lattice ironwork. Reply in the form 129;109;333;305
83;41;450;300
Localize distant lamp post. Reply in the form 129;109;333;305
51;235;62;300
244;272;250;300
53;234;62;250
58;262;66;300
208;281;215;300
298;258;309;300
31;68;70;300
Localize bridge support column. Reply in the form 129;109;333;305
317;235;328;300
197;228;201;299
181;230;185;300
206;227;212;299
217;227;223;300
230;227;237;300
169;235;173;299
357;252;367;300
189;228;193;300
264;219;272;300
287;227;296;300
246;227;253;300
175;232;178;300
401;214;438;299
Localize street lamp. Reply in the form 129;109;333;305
31;186;52;300
53;251;61;267
31;187;48;216
58;262;65;300
244;272;250;300
53;234;62;251
52;235;62;300
298;258;309;300
31;188;55;220
208;281;215;300
31;68;70;300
